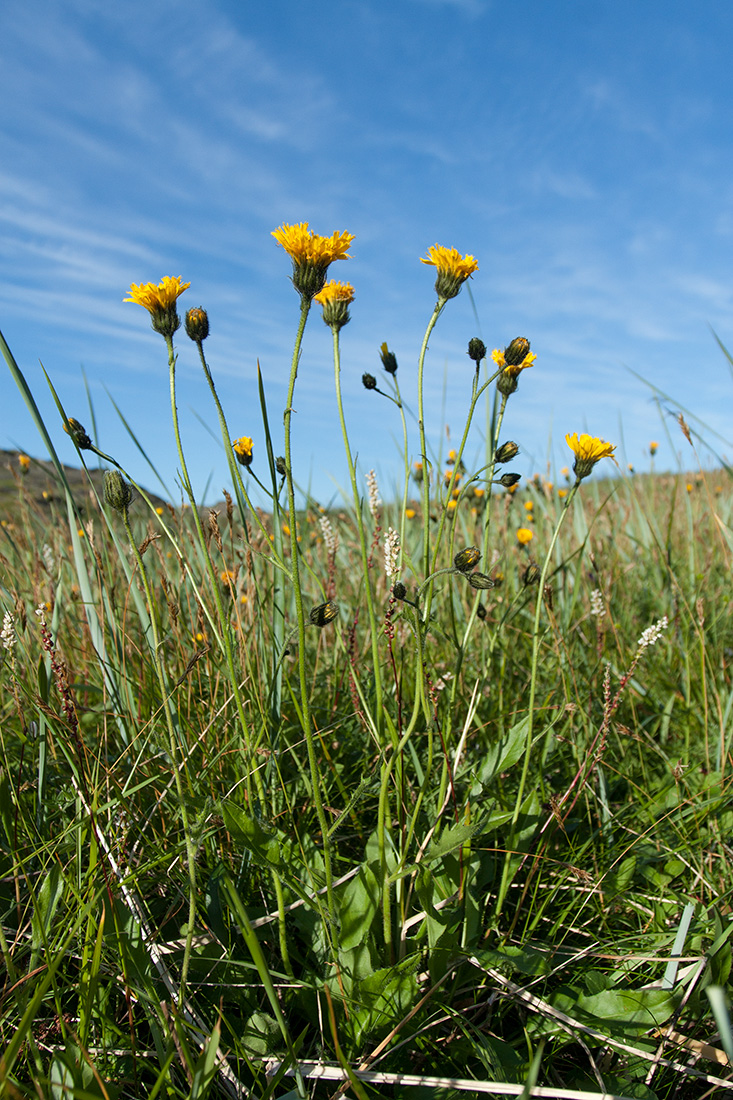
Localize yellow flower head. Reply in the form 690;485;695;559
565;433;616;481
405;508;416;519
272;222;354;300
493;338;536;396
421;244;478;301
125;277;190;338
524;500;533;511
516;527;534;545
314;280;355;330
18;453;31;471
649;441;659;456
233;437;254;467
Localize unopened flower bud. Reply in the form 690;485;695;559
468;572;495;590
275;456;287;476
185;307;210;342
64;418;93;450
392;582;407;601
362;373;377;391
467;338;486;363
309;600;339;627
523;562;541;586
499;472;522;487
379;342;398;375
504;337;531;366
454;547;480;574
476;603;487;620
495;441;519;464
103;470;134;515
497;370;519;397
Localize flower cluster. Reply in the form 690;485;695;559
493;339;537;396
384;527;400;580
272;222;354;301
636;616;669;652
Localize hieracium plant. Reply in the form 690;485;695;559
8;219;721;1100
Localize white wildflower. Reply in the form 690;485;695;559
366;469;381;522
636;615;668;652
35;603;47;627
319;514;338;556
384;527;400;580
42;544;55;574
590;589;605;618
1;611;16;651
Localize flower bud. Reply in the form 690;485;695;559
233;437;253;467
362;373;377;390
499;472;522;488
468;572;495;590
504;337;531;366
275;456;287;476
523;562;541;586
379;342;398;375
392;582;407;601
64;418;93;450
309;600;339;627
454;547;480;574
497;370;519;397
103;470;134;515
495;441;519;464
467;337;486;363
185;307;210;342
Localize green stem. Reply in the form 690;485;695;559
283;299;338;949
495;479;580;920
417;301;445;580
331;324;384;738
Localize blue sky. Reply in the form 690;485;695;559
2;0;733;506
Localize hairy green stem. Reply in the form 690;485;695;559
283;299;338;949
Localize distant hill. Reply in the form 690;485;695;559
0;450;168;520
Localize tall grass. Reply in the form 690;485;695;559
1;245;732;1100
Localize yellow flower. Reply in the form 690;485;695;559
447;449;457;464
686;482;693;493
233;437;254;467
494;339;536;396
524;500;534;512
314;280;355;305
565;433;616;480
446;499;458;511
314;280;355;329
125;277;190;337
18;453;30;471
650;441;659;456
561;466;570;478
155;506;164;516
420;244;478;301
405;508;416;519
516;528;534;545
272;222;354;300
558;488;568;499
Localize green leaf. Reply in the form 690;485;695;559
339;863;379;950
479;716;531;785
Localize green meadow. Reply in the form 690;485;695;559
1;237;732;1100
